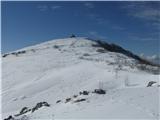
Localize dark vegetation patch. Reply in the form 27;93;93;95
137;64;160;74
96;49;106;53
94;40;159;67
92;44;101;47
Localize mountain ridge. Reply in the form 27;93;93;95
93;39;159;67
2;37;159;67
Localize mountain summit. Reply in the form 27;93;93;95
2;37;160;120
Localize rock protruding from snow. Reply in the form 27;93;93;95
147;81;157;87
32;102;50;113
92;89;106;94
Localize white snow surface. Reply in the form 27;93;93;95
2;37;160;120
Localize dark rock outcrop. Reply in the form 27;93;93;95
93;89;106;94
73;95;78;98
4;115;14;120
15;107;31;117
74;99;86;103
79;91;89;95
65;98;71;103
147;81;157;87
2;53;9;58
56;100;61;103
32;102;50;113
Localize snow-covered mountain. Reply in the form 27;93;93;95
2;37;160;120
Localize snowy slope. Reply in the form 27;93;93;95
2;37;160;120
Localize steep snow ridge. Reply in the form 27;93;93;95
2;37;160;120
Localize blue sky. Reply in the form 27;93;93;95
1;1;160;56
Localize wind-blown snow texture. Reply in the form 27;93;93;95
2;37;160;120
